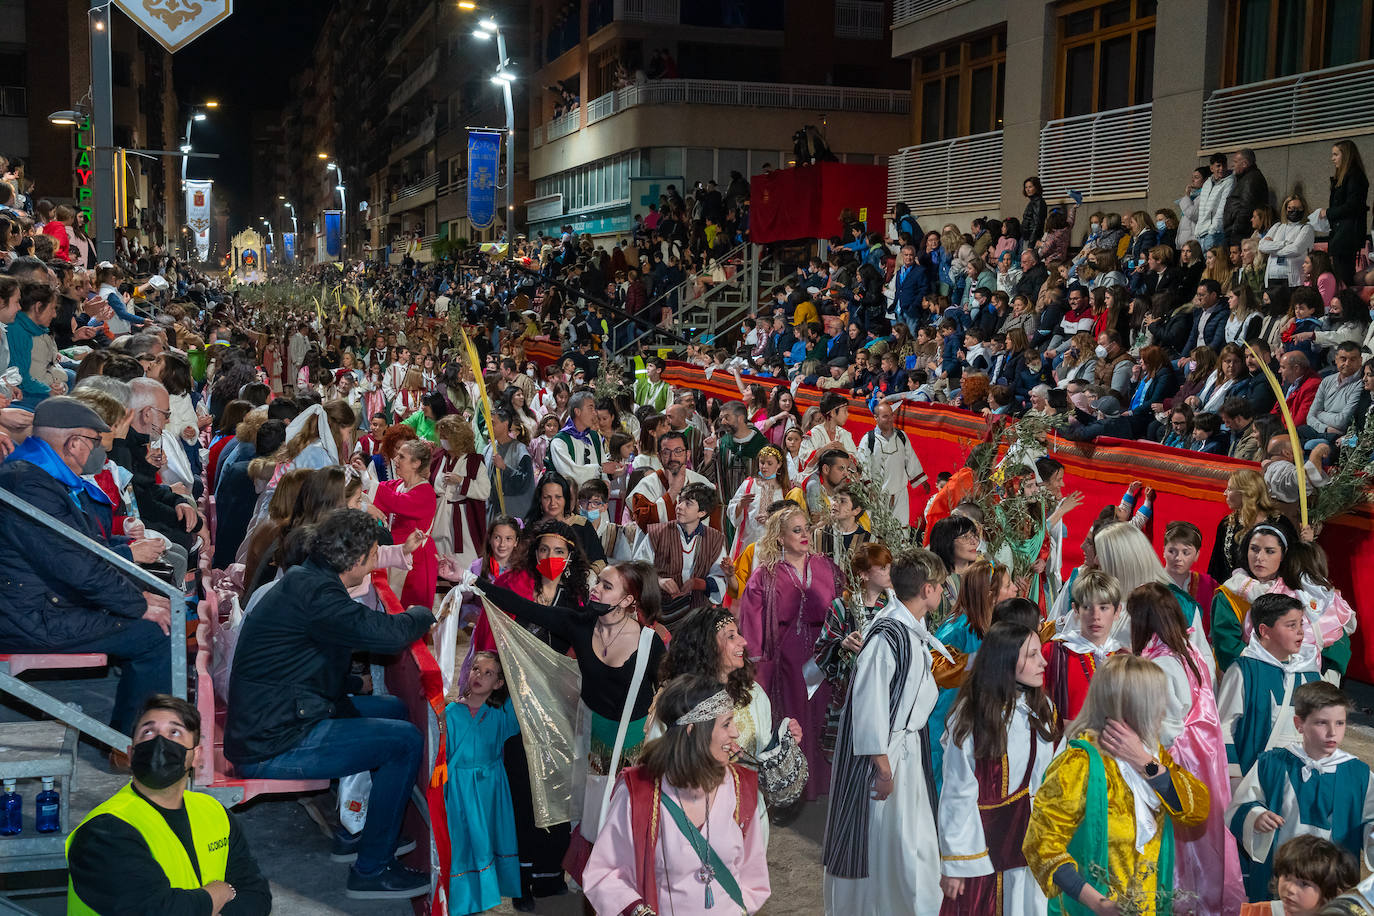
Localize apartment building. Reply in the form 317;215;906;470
523;0;911;241
888;0;1374;235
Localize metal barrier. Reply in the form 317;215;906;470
0;485;186;750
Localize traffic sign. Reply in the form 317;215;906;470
112;0;233;54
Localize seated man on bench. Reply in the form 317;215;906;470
224;508;436;901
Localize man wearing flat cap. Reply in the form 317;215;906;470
0;396;171;736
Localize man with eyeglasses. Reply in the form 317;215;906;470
0;397;172;737
627;429;713;537
113;378;201;556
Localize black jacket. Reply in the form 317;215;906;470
1014;264;1049;302
1223;167;1270;244
1150;304;1197;357
112;429;198;551
1022;195;1047;244
0;459;145;647
224;560;435;764
1327;169;1370;257
1064;413;1133;441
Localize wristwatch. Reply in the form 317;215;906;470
1142;759;1161;778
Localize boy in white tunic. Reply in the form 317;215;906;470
822;546;949;916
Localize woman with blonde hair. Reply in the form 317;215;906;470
1203;244;1235;293
430;414;489;572
268;399;357;484
1024;655;1209;915
1053;331;1098;387
737;501;844;800
369;437;439;607
1207;468;1282;583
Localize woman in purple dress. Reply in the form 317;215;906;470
737;502;844;799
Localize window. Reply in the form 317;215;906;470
1055;0;1155;117
1226;0;1374;85
914;29;1006;143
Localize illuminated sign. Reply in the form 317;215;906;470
74;116;94;223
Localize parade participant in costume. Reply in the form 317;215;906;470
1218;592;1322;779
429;415;488;572
812;482;870;563
800;392;857;468
1242;835;1358;916
815;542;892;762
524;471;606;570
367;437;439;607
997;465;1077;613
627;429;712;533
1227;682;1374;902
634;482;728;632
381;346;412;403
857;402;928;526
1209;469;1285;584
633;357;673;412
1095;521;1216;680
1212;523;1355;677
263;338;284;396
549;389;615;493
710;401;767;508
390;367;425;425
822;546;952;915
579;478;635;564
400;391;447;444
441;652;522;916
938;623;1063;916
361;369;388;434
928;514;982;624
726;445;801;562
1129;582;1245;915
584;674;770;916
737;502;845;800
1024;655;1210;915
802;447;855;519
1162;520;1218;631
1043;570;1126;729
477;557;667;886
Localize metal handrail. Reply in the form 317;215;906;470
0;483;187;746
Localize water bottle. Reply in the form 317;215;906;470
0;781;20;836
35;778;59;833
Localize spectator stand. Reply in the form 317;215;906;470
659;361;1374;679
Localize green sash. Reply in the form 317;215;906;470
1049;739;1176;915
659;789;746;911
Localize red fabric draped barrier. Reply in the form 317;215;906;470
749;162;890;244
660;364;1374;680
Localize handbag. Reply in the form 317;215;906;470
738;718;808;810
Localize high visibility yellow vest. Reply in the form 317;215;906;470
66;783;230;914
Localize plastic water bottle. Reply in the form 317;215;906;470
35;778;59;833
0;781;20;836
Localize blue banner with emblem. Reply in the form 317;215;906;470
324;211;342;259
467;129;500;230
283;232;296;264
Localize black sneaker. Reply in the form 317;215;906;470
345;860;431;900
511;895;536;912
330;829;418;863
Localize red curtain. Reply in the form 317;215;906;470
749;162;890;243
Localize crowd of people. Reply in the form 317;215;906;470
2;138;1374;916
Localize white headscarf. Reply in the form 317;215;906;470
282;403;339;465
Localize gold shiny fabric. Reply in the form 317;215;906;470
482;596;581;828
1023;737;1210;915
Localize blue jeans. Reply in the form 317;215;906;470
48;618;171;737
1198;230;1226;253
236;695;422;873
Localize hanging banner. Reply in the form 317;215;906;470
467;130;500;230
324;210;342;259
282;232;296;264
184;179;213;261
112;0;233;54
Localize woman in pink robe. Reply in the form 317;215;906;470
370;438;439;609
735;503;842;800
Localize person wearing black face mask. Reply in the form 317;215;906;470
0;397;172;738
67;695;271;915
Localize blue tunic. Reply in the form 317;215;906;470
443;700;522;915
930;614;983;795
1223;656;1320;775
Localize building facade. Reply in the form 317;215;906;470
523;0;911;240
888;0;1374;238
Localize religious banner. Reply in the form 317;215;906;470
184;179;213;261
323;210;342;260
467;129;500;230
282;232;296;264
112;0;233;54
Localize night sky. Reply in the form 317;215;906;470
170;0;333;222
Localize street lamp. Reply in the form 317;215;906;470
47;109;85;126
260;218;276;263
465;11;516;240
181;101;215;186
280;197;297;234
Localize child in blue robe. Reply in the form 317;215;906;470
1226;682;1374;902
443;650;522;915
1216;593;1322;780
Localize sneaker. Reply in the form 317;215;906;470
345;860;431;900
330;829;418;864
511;896;536;912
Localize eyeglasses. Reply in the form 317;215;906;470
955;531;981;544
70;434;102;450
661;447;687;457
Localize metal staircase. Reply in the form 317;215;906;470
610;242;788;359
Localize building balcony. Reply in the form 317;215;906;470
385;13;430;68
892;0;969;28
389;172;440;212
388;48;439;115
835;0;884;40
389;111;436;164
888;129;1002;214
0;86;27;117
1201;59;1374;154
1039;103;1152;201
612;0;680;24
533;79;910;147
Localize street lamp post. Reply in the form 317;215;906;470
474;17;515;239
279;196;298;235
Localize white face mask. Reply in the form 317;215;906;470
1094;344;1109;359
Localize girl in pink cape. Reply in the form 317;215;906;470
1130;582;1245;915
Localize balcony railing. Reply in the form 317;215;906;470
391;111;436;161
438;177;468;199
835;0;884;40
1202;59;1374;151
1039;103;1152;200
888;130;1003;214
0;86;26;117
390;172;440;210
388;48;439;114
892;0;968;27
612;0;680;24
544;79;910;142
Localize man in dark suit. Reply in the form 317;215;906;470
1183;280;1228;364
891;243;926;329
